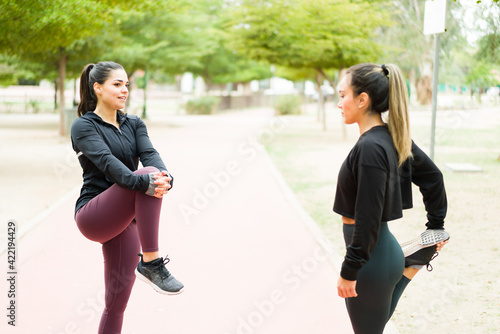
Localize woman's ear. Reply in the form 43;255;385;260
357;92;370;109
93;82;102;96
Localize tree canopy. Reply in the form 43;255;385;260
226;0;388;70
1;0;499;135
0;0;148;134
225;0;390;130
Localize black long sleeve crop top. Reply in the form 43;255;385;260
71;111;170;214
333;125;447;281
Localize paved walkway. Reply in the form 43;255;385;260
1;109;397;333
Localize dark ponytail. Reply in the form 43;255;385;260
77;64;96;117
77;61;125;117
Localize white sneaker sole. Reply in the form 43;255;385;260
401;230;450;257
135;268;184;295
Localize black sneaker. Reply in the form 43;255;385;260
135;254;184;295
400;229;450;257
405;246;440;271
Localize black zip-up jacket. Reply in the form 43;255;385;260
333;126;447;280
71;111;170;214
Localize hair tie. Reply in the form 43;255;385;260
381;64;389;78
86;64;96;97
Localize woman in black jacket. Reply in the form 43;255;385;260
71;61;183;334
334;63;449;333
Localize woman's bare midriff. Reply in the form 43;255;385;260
342;216;355;225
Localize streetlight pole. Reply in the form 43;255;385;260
430;33;441;161
423;0;446;161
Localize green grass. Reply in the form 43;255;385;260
411;124;500;151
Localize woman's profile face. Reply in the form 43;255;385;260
94;69;129;111
337;75;362;125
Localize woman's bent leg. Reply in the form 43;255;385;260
98;223;140;334
75;166;162;251
133;168;162;252
388;275;411;319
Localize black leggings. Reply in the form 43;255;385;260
343;222;410;334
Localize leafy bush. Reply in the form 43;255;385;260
29;99;40;113
274;95;302;115
184;96;220;115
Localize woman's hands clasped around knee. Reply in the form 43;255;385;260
152;171;172;198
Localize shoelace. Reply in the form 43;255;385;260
155;256;172;280
425;252;439;272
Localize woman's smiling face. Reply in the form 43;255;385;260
94;69;129;111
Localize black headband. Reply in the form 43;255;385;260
381;64;389;78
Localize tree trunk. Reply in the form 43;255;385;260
242;82;252;95
314;71;326;130
142;69;148;119
124;84;132;113
412;0;421;24
124;71;134;113
54;78;58;111
73;78;77;107
316;67;347;137
58;49;68;136
416;45;434;105
416;75;432;105
175;74;182;91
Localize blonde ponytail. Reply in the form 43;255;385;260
347;63;412;166
385;64;412;166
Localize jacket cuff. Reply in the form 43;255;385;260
340;261;359;281
164;170;174;190
145;173;157;196
425;220;445;230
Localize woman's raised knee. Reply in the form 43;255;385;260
134;166;159;175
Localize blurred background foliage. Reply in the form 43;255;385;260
0;0;499;131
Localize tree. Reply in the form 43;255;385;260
377;0;466;105
0;0;146;135
196;43;273;91
186;0;273;92
438;47;473;92
457;0;499;3
109;1;212;75
461;1;500;101
384;0;500;103
0;55;44;87
1;55;62;109
105;0;220;117
226;0;390;131
475;1;500;65
465;61;499;99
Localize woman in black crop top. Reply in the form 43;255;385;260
333;63;449;333
71;62;184;333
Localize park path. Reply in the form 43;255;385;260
2;108;360;334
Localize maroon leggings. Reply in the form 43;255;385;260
75;166;162;333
